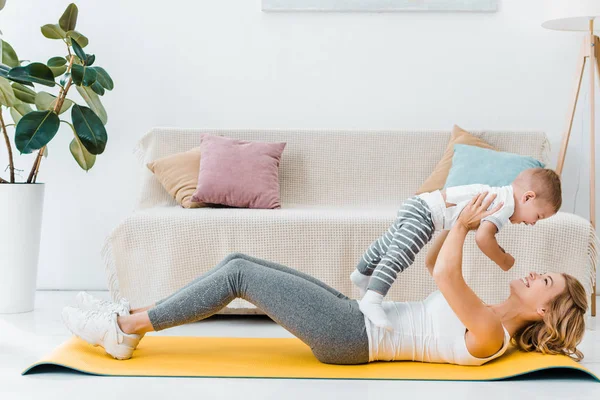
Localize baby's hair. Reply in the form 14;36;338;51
514;168;562;212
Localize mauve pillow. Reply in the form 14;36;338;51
191;134;287;209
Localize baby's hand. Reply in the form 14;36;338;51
500;253;515;271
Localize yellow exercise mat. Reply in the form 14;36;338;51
22;336;599;381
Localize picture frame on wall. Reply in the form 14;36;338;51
262;0;498;12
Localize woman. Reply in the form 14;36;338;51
62;193;588;364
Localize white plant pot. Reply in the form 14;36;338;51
0;183;45;313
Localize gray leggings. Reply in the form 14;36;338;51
147;253;370;365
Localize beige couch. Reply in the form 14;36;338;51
102;128;598;314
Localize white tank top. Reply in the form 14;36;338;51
362;290;511;366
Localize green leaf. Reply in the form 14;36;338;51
92;67;113;90
1;40;19;68
71;64;96;86
6;76;34;87
41;24;66;40
48;55;70;77
59;3;78;32
35;91;73;114
71;54;82;65
75;85;107;125
85;54;95;66
1;66;32;87
8;63;56;87
11;82;36;104
15;110;60;154
0;76;16;107
90;81;104;96
49;65;67;77
47;56;67;67
60;72;71;87
65;31;88;48
69;135;96;171
71;104;107;155
70;64;82;84
10;103;33;123
5;76;34;87
56;97;73;115
71;38;86;64
0;0;6;11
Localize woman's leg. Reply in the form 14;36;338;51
120;255;369;365
135;252;349;313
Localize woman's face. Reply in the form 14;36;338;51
509;271;566;318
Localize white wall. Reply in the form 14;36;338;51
0;0;598;289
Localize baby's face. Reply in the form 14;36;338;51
510;195;555;226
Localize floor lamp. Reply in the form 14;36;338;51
542;1;600;316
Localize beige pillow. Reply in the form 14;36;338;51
147;147;206;208
416;125;497;194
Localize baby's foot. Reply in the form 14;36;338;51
350;270;370;298
359;290;392;331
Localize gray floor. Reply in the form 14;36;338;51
1;291;599;400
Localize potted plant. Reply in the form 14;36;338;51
0;3;113;313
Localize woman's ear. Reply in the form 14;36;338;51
536;306;546;318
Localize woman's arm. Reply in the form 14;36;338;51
432;193;506;358
424;230;449;276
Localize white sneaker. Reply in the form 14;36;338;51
75;292;130;317
61;306;141;360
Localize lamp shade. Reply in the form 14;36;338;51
542;0;600;31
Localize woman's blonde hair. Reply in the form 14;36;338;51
512;273;587;361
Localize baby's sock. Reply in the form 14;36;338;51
350;269;370;297
359;290;392;331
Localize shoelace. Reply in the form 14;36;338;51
81;308;114;324
90;295;128;312
107;299;127;313
81;308;114;329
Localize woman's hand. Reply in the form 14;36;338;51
457;192;503;231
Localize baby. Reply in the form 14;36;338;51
351;167;562;330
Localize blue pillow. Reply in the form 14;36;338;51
444;144;545;188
